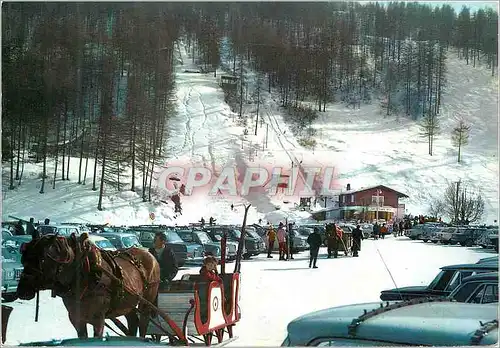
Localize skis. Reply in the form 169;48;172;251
234;204;251;274
221;230;227;275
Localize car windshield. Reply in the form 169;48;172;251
38;225;57;235
195;232;212;244
94;239;115;250
121;236;141;248
245;230;260;239
177;231;195;242
165;231;183;243
231;229;242;239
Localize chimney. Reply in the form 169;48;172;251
346;183;351;191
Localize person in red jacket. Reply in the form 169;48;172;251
199;255;222;283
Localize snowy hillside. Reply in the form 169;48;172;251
2;43;498;225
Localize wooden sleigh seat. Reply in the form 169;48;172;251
146;273;241;342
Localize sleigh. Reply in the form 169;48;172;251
146;273;241;346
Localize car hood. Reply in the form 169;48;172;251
381;285;428;294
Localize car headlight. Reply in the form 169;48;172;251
3;270;15;281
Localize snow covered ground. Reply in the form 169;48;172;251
4;236;495;345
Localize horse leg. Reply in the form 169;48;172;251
92;317;106;338
68;313;88;339
138;304;151;338
125;311;139;337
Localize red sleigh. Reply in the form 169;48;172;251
146;272;241;346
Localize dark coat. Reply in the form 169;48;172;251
307;232;322;250
148;246;178;282
14;223;25;236
26;223;36;238
352;227;363;252
326;224;340;249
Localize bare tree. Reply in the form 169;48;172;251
451;119;471;163
419;112;440;155
442;180;484;224
428;197;445;219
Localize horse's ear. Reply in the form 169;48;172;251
80;232;89;242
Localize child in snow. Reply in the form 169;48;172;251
199;255;222;283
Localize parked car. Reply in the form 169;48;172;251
175;228;225;260
97;232;144;250
204;225;261;259
282;299;498;346
449;226;489;247
428;226;456;244
2;235;32;250
196;226;240;260
476;226;498;249
409;222;444;241
477;256;498;264
379;261;498;301
36;224;82;237
2;244;23;302
417;223;447;242
87;235;117;251
128;226;191;267
2;228;13;239
490;234;499;253
448;272;498;304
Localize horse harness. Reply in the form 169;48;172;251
49;236;151;315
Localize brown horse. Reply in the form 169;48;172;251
16;233;160;339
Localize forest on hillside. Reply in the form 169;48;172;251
2;2;498;208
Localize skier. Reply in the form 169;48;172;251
307;228;322;268
209;217;216;226
200;217;205;226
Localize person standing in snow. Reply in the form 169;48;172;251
307;228;322;268
26;218;36;238
372;222;380;239
14;220;25;235
266;223;276;258
287;222;295;260
149;232;178;289
277;222;287;260
352;225;363;257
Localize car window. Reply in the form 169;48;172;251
471;285;487;303
177;231;195;243
38;225;57;235
482;284;498;304
165;231;183;243
121;236;140;248
94;239;115;250
451;281;482;302
431;270;455;291
140;231;154;241
195;232;212;244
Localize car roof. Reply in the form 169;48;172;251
440;262;498;271
461;272;498;283
87;235;109;241
477;256;498;264
98;232;137;238
286;299;498;346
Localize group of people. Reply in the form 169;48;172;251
264;221;365;269
265;222;295;261
8;217;48;239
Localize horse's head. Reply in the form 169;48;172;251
17;235;76;300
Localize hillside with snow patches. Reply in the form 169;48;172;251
2;41;498;225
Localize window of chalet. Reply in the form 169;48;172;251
371;196;384;207
350;195;354;203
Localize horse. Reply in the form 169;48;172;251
16;233;160;339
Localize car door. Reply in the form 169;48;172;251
469;283;499;304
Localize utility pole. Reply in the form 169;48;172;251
376;189;380;222
455;180;460;224
265;123;269;148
